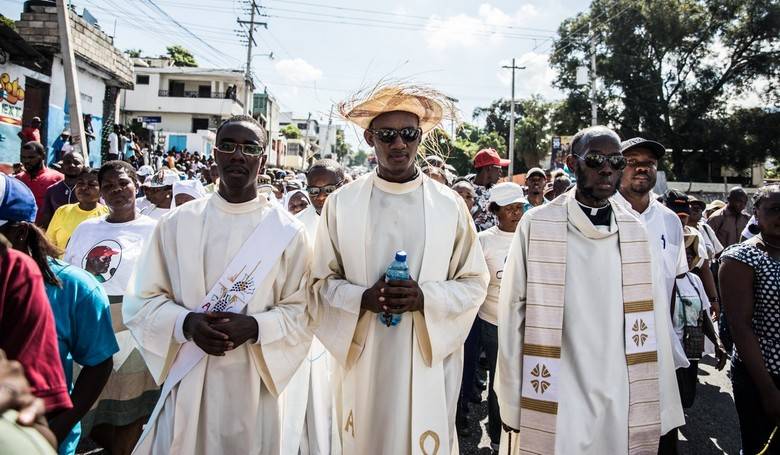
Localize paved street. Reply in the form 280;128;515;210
458;356;742;454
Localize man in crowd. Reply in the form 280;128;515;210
613;139;693;370
311;83;489;454
39;151;86;229
203;163;220;194
17;141;64;226
472;148;509;231
453;180;476;214
708;187;751;248
688;196;724;261
18;116;42;144
498;126;683;454
49;130;72;165
124;115;312;454
107;125;120;162
523;167;547;212
550;172;572;199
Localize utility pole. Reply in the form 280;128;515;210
237;0;267;115
501;58;526;180
56;0;87;162
322;105;334;158
590;22;598;126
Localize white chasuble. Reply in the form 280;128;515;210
123;192;312;455
496;191;684;455
310;171;489;455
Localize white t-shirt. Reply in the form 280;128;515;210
64;215;157;298
477;226;514;326
672;273;711;349
136;196;170;221
108;132;119;154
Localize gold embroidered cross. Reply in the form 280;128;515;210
632;319;648;346
530;363;551;394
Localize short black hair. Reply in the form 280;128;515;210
570;126;621;157
76;167;99;180
308;158;345;181
98;160;137;185
488;201;501;214
22;141;46;156
754;184;780;209
216;115;268;147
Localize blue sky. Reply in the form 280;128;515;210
1;0;591;145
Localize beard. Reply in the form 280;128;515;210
575;161;621;202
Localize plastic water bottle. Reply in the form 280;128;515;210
379;250;409;327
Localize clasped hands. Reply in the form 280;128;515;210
361;275;425;315
183;312;258;356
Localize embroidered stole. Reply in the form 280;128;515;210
518;197;661;454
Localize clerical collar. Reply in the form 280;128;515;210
577;201;612;227
372;168;423;195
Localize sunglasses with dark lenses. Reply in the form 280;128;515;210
215;142;265;156
578;154;627;170
306;181;343;196
368;127;422;144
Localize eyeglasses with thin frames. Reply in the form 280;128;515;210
215;141;265;157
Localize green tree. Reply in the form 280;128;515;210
333;129;353;161
550;0;779;179
166;45;197;67
280;124;301;139
0;15;15;30
351;149;368;166
124;49;142;58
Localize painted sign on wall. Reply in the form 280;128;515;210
0;65;25;163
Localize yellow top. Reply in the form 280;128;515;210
46;203;110;251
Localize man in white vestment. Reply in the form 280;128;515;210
123;115;312;455
497;126;684;455
310;83;489;455
280;159;346;455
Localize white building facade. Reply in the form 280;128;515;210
121;61;248;155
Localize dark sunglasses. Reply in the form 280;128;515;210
368;127;422;144
578;154;627;170
306;181;344;196
215;141;265;156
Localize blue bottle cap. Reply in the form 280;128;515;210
395;250;407;262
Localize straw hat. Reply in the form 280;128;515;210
339;82;455;133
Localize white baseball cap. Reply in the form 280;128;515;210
144;169;179;187
489;182;526;206
137;165;154;177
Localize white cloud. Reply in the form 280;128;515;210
273;58;323;85
496;52;561;99
425;3;540;50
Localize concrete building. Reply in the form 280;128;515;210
3;1;134;165
121;59;248;155
253;90;287;167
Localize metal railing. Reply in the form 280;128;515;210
157;90;243;107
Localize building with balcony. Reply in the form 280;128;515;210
120;59;248;155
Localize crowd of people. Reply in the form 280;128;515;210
1;82;779;455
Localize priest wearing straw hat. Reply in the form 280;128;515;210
496;125;684;454
309;83;489;454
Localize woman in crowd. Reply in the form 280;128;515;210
477;182;525;453
64;161;159;455
136;169;178;221
285;189;311;215
1;174;118;455
46;168;108;251
172;179;207;207
720;185;780;454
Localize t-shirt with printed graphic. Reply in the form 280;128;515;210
63;215;157;300
472;184;497;232
478;226;514;326
672;272;711;346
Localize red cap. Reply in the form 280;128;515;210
87;245;120;260
473;148;510;169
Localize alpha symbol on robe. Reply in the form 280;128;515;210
418;430;440;455
202;260;262;312
632;319;649;346
344;409;355;437
530;363;551;394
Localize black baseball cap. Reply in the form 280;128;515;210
620;137;666;159
665;189;690;215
